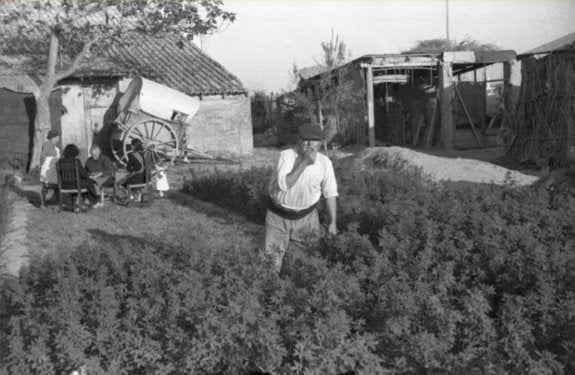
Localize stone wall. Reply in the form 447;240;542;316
186;94;253;157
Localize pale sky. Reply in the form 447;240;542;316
200;0;575;93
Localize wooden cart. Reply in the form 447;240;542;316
110;77;200;165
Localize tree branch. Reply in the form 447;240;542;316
54;39;95;82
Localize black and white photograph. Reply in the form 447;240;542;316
1;0;574;374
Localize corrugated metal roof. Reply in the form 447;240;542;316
1;33;246;95
522;32;575;55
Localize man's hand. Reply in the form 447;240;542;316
305;149;317;163
327;221;337;235
285;148;318;189
298;150;316;167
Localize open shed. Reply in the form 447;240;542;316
296;50;516;150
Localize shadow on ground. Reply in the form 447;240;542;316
5;182;42;208
165;189;259;226
87;228;149;248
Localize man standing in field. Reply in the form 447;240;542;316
264;123;338;272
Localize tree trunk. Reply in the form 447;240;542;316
28;29;60;170
29;93;53;170
27;27;93;170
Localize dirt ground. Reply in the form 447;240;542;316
0;146;542;276
334;146;539;185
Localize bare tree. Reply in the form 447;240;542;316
0;0;235;169
320;29;347;68
288;30;360;145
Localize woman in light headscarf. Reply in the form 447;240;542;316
40;129;61;184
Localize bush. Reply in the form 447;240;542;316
182;163;575;374
183;166;272;224
1;238;385;375
4;164;574;374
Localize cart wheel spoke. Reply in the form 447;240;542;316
155;141;177;147
152;150;162;164
132;128;147;141
117;119;179;166
151;121;157;141
143;123;150;139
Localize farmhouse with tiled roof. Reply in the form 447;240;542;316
0;32;252;163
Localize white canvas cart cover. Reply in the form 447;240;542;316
118;77;200;122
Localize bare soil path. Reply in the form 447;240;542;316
0;160;269;276
1;183;34;275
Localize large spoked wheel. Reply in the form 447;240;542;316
111;120;179;166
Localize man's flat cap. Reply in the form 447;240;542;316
297;124;324;141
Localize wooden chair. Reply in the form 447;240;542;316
40;182;58;209
57;161;88;212
96;163;118;206
125;154;154;206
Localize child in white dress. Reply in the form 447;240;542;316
153;161;170;197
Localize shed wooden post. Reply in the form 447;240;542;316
313;84;323;128
503;61;511;118
366;65;375;147
481;64;487;133
439;61;454;150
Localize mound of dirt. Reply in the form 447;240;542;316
334;146;539;186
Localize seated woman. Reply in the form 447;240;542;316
123;139;146;185
58;144;100;208
120;138;146;201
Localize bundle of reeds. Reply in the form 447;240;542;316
510;50;575;167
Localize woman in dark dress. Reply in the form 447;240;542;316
57;144;100;207
116;138;147;202
122;138;146;186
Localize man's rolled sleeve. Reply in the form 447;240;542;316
321;162;338;198
275;153;292;192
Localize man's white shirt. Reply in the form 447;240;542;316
269;148;338;210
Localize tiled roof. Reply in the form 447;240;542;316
1;33;246;96
105;33;246;95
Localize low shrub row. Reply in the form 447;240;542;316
1;239;386;375
182;164;575;374
2;164;574;374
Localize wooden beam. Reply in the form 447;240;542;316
423;94;439;149
313;84;323;128
439;61;454;150
481;64;487;133
360;61;438;69
526;137;575;141
454;84;483;148
486;102;501;129
503;61;511;119
366;65;375;147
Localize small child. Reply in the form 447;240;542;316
153;160;170;198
